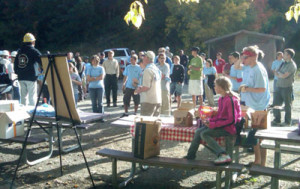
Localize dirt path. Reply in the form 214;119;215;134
0;79;300;189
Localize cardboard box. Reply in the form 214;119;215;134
134;118;161;159
251;110;270;130
0;110;30;139
174;109;194;127
0;100;20;112
179;101;194;110
241;105;255;129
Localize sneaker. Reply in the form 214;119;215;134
271;120;281;126
214;154;232;165
120;113;129;118
113;103;117;107
107;104;110;107
99;119;105;123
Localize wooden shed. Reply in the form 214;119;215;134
204;30;285;76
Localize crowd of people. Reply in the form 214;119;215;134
0;33;297;166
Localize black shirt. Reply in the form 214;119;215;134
180;54;189;67
14;43;41;81
171;64;185;83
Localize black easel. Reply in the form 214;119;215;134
11;54;95;188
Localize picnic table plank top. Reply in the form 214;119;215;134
254;127;300;143
111;115;196;127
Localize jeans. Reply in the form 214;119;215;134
273;86;293;124
74;93;78;107
187;127;230;159
89;88;104;113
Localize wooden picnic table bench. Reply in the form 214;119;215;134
250;165;300;182
96;148;244;189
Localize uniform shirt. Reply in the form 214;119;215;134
156;63;170;91
170;64;184;83
203;66;216;84
240;65;250;102
87;66;105;88
14;43;41;81
242;62;270;110
230;66;243;91
189;56;203;80
102;58;119;77
277;60;297;88
140;63;162;104
70;72;81;95
123;64;142;89
271;59;284;80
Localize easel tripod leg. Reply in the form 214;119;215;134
56;124;63;176
73;127;95;188
10;127;32;189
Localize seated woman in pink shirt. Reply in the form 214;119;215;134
185;76;241;165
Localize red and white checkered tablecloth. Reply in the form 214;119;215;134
130;123;226;146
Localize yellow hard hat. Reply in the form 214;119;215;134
23;33;36;42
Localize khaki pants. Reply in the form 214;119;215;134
160;90;170;116
140;103;161;117
19;80;37;106
204;83;215;106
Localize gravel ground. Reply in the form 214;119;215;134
0;78;300;189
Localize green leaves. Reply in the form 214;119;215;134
285;0;300;23
124;0;147;29
124;0;199;29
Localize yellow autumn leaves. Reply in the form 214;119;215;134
285;0;300;23
124;0;199;29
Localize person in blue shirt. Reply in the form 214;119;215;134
154;47;173;74
240;45;270;167
203;59;217;106
271;52;284;103
86;55;105;122
121;54;142;117
227;52;243;92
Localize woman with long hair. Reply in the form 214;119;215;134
185;77;241;164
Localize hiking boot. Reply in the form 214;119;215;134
120;113;129;118
280;122;291;127
271;120;281;126
183;155;196;160
214;154;232;165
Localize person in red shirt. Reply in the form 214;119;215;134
213;52;226;74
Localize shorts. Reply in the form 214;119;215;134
123;88;140;106
188;79;203;95
170;82;183;96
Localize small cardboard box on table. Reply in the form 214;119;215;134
134;117;162;159
174;101;195;127
250;110;270;130
0;101;30;139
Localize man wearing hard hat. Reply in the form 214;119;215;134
14;33;41;106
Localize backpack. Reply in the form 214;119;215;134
229;96;245;146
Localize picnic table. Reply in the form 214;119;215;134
110;115;238;188
114;115;226;145
253;126;300;189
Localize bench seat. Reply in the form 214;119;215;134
97;148;244;189
0;136;47;144
250;165;300;182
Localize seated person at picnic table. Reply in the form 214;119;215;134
185;77;241;165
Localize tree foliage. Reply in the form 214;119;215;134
164;0;251;50
285;0;300;22
124;0;199;29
